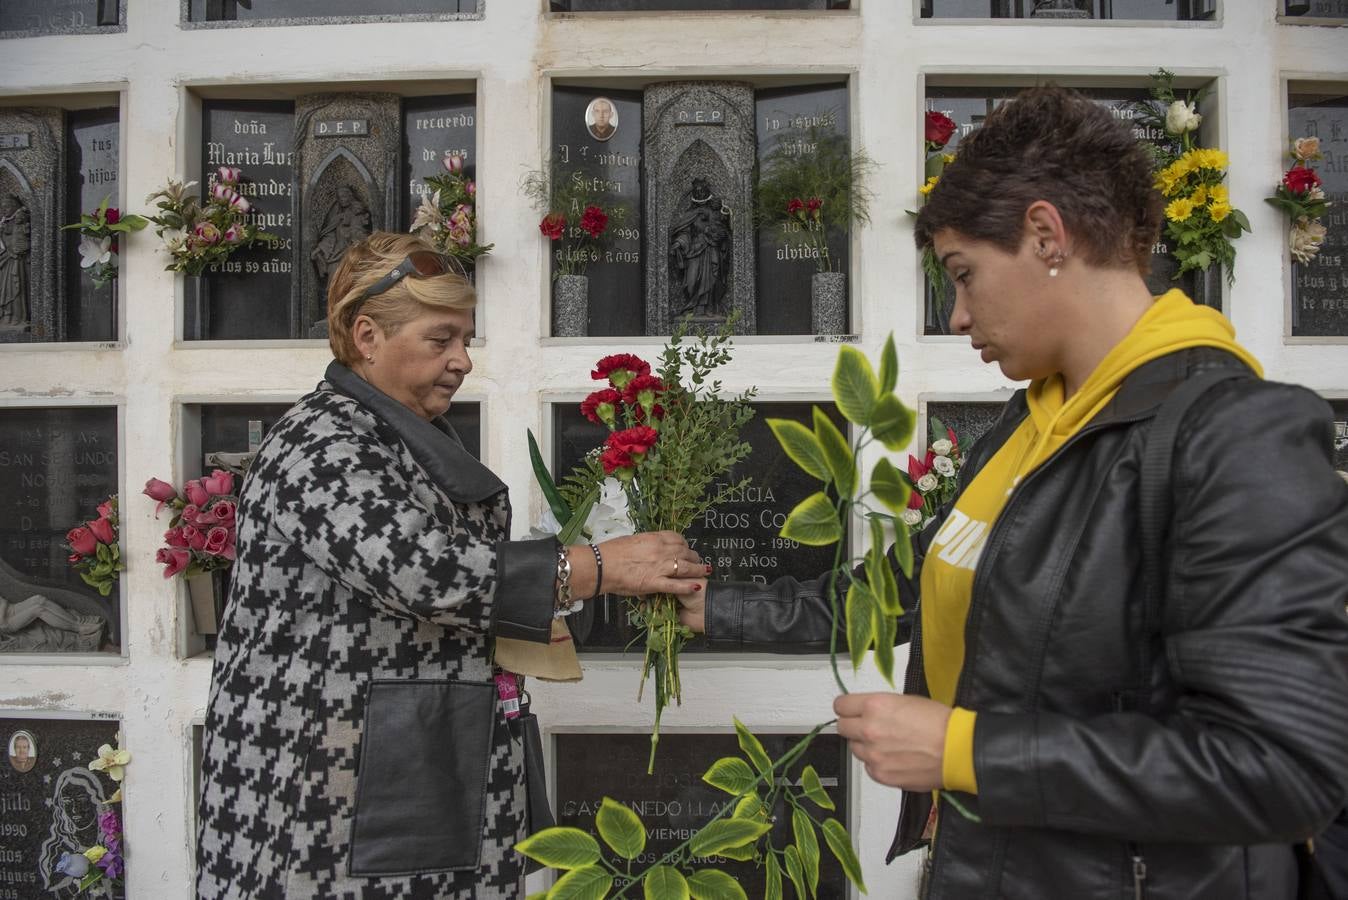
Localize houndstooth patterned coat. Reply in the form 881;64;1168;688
196;362;556;900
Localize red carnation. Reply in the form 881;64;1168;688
925;110;957;148
579;205;609;239
622;374;665;406
581;388;623;428
600;445;635;477
1283;165;1321;196
634;402;666;424
539;212;567;241
591;353;651;390
806;197;822;212
787;198;805;215
608;425;660;461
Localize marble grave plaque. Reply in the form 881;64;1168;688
1289;93;1348;337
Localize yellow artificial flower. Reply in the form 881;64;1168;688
83;846;107;864
1165;197;1196;222
1190;185;1208;205
942;154;956;164
1209;200;1232;223
1190;147;1229;172
89;743;132;782
919;175;940;197
1155;159;1191;196
1208;183;1229;205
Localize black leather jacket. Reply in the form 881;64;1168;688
705;348;1348;900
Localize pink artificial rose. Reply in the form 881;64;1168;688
181;504;200;525
68;552;83;564
156;547;190;579
443;153;465;174
202;469;234;497
465;180;476;197
87;517;116;545
144;477;177;501
164;527;189;549
229;194;251;214
181;525;207;551
67;526;97;557
193;222;222;245
204;527;231;557
210;183;237;203
209;500;237;526
97;499;115;520
184;479;210;507
222;225;242;243
217;166;242;185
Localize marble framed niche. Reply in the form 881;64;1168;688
551;399;849;653
0;405;121;657
1287;82;1348;340
1325;395;1348;473
0;96;124;344
921;395;1016;459
1280;0;1348;22
919;0;1217;19
0;0;122;39
547;76;852;338
921;76;1222;336
183;0;479;27
549;0;849;10
183;85;476;342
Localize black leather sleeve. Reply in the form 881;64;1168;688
973;382;1348;843
491;537;558;643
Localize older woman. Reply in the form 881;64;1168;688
682;86;1348;898
196;232;704;899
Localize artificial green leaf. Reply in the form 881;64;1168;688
1231;208;1251;232
821;819;867;893
717;842;758;862
686;869;748;900
768;418;830;483
515;827;601;870
831;345;880;426
793;808;821;897
527;428;572;525
734;717;773;776
869;457;911;516
865;521;901;618
784;846;808;900
550;864;614;900
96;543;111;563
766;853;784;900
845;583;876;671
526;893;549;900
812;408;855;498
800;766;835;811
688;818;772;858
733;793;767;821
873;599;896;686
780;492;843;547
924;153;946;181
870;394;916;452
644;865;690;900
558;484;598;546
892;521;915;578
596;796;645;860
703;756;757;795
878;334;898;395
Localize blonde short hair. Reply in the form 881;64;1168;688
326;232;476;366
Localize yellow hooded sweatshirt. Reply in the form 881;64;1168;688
923;290;1263;794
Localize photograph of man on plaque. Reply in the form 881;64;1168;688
585;97;619;142
7;729;37;773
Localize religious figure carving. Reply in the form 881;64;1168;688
310;185;371;296
668;177;731;319
0;592;106;653
0;194;32;330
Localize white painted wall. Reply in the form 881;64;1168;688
0;2;1345;896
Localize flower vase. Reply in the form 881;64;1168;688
811;271;847;336
187;569;226;636
554;274;589;337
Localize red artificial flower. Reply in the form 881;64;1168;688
1284;165;1321;196
164;527;189;549
144;477;178;515
806;198;823;213
925;110;957;148
202;469;234;497
907;453;930;481
181;525;207;551
622;374;666;408
907;489;925;510
607;425;660;463
591;353;651;389
87;517;116;546
106;208;120;225
156;547;190;579
600;445;635;475
539;213;567;241
209;500;237;526
787;198;805;215
97;499;115;520
581;388;623;427
68;553;83;564
579;205;609;239
184;479;210;507
947;426;959;449
634;402;666;424
67;526;97;557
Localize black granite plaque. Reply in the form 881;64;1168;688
63;107;119;343
0;715;122;898
188;0;476;21
187;100;297;341
0;0;117;32
550;87;645;336
922;86;1207;335
553;0;846;8
923;0;1212;17
1285;0;1348;18
555;731;847;895
755;83;850;336
1289;93;1348;337
553;401;846;652
1329;399;1348;472
925;401;1005;457
402;95;476;231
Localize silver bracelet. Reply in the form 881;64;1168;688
554;544;575;615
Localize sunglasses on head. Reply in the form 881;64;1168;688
347;250;463;321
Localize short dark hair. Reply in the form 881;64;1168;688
914;85;1163;275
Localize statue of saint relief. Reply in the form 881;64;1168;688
0;194;32;330
668;177;731;319
310;185;371;295
0;592;105;653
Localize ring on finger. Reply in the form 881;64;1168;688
673;559;680;576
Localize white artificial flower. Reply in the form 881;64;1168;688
1293;136;1322;162
526;478;635;543
1290;218;1328;265
1165;100;1202;135
78;235;113;269
930;439;953;457
1337;470;1348;486
900;508;924;527
409;190;444;234
917;473;939;493
932;455;956;477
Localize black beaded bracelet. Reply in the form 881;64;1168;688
587;543;604;600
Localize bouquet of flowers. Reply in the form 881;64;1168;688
55;740;130;894
65;496;124;598
1265;136;1332;264
1134;69;1250;285
522;161;624;279
143;471;238;579
61;197;149;286
910;110;958;293
410;153;494;269
144;167;276;276
901;418;964;530
541;323;755;769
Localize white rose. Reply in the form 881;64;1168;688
1165;100;1202;135
917;473;939;493
78;235;113;269
900;509;924;527
932;456;956;477
931;439;953;457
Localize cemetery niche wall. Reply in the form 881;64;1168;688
550;1;849;10
1282;0;1348;21
0;102;122;344
548;79;852;337
922;82;1220;336
186;0;478;25
1328;398;1348;472
553;400;847;652
0;0;121;37
185;91;475;341
0;407;120;655
1288;87;1347;338
921;0;1216;19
